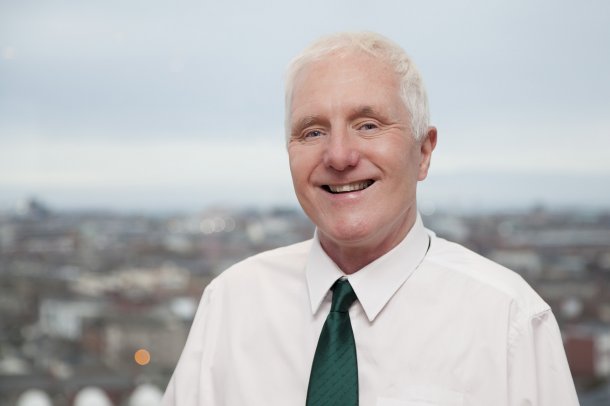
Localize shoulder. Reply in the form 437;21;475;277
425;232;550;318
207;239;313;291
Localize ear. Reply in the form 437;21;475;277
418;126;437;181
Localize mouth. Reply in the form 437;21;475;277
322;180;375;194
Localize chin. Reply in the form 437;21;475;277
318;218;376;247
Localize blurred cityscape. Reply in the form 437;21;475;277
1;198;609;405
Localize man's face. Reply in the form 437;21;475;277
287;51;435;257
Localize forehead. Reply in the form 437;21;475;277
289;50;404;120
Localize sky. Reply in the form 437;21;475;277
1;0;609;212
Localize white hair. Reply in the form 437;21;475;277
284;31;430;143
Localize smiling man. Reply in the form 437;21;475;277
286;42;435;276
162;32;578;406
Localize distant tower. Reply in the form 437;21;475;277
129;383;163;406
15;197;51;219
73;387;113;406
16;389;53;406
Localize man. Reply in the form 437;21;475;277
163;32;579;405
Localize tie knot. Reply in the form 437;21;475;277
331;279;357;313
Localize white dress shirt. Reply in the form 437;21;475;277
162;215;579;406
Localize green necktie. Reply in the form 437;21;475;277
306;278;358;406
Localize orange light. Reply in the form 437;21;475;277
134;349;151;366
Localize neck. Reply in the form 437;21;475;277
319;210;417;275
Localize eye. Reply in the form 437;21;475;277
358;122;378;131
356;121;379;132
304;129;323;138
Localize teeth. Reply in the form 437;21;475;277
327;180;373;193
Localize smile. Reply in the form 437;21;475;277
323;180;375;194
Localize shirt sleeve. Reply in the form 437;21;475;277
162;280;220;406
507;307;580;406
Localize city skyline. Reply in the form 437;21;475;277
1;0;609;212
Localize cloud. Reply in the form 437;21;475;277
0;136;295;210
0;0;608;209
2;47;16;60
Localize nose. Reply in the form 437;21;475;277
322;127;360;171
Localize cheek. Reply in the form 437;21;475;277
289;147;318;178
379;147;414;174
372;134;413;161
385;149;421;194
288;151;311;190
288;149;301;174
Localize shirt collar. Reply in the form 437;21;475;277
305;213;430;322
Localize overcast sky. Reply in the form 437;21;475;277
1;0;609;212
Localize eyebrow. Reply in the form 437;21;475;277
349;105;392;122
290;105;394;136
291;115;323;135
354;106;377;116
